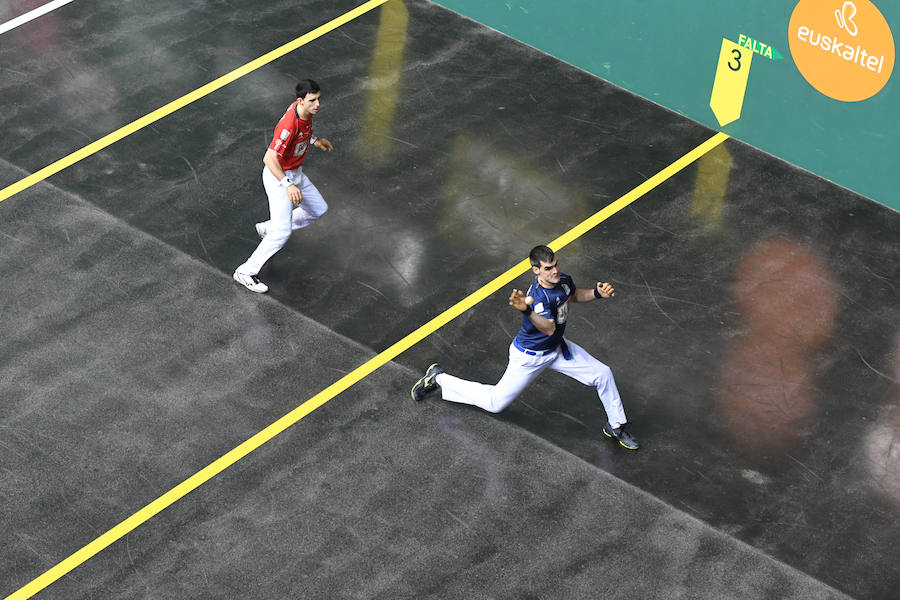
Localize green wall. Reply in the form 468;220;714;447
433;0;899;211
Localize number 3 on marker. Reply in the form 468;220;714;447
728;48;742;71
710;38;752;127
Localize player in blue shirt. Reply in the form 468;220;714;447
411;245;639;450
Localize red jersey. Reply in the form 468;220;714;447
268;100;314;171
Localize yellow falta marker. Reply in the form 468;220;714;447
3;131;728;600
710;37;753;127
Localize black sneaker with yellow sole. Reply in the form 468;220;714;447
603;422;640;450
411;363;443;401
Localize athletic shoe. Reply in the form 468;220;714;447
255;222;267;239
233;271;268;293
411;363;444;401
603;422;640;450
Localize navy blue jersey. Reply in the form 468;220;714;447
514;273;575;351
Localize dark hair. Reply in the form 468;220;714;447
295;79;321;99
529;245;555;267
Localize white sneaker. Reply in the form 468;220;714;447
255;222;267;239
233;271;268;293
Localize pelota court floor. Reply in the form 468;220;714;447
1;1;898;598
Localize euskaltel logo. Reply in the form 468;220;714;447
789;0;895;101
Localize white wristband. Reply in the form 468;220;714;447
280;177;291;188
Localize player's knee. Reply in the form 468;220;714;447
592;364;614;386
270;227;292;244
485;396;515;413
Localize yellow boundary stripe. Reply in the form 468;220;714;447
0;0;390;205
4;131;727;600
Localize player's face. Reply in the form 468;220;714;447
533;259;560;287
297;92;321;119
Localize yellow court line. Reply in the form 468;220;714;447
4;130;728;600
0;0;391;205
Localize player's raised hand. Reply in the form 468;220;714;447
509;289;525;310
315;138;334;152
596;281;615;298
509;289;531;311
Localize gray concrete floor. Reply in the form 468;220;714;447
1;0;898;598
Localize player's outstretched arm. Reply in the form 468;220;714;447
572;282;615;303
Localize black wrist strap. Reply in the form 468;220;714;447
594;286;602;299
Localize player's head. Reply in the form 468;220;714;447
295;79;321;118
295;79;321;100
529;245;560;286
529;245;555;267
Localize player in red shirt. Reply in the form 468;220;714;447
233;79;334;293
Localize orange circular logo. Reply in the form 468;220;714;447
789;0;895;101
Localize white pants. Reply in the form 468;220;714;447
235;166;328;276
436;338;627;428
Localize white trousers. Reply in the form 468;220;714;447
436;338;627;428
236;166;328;276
